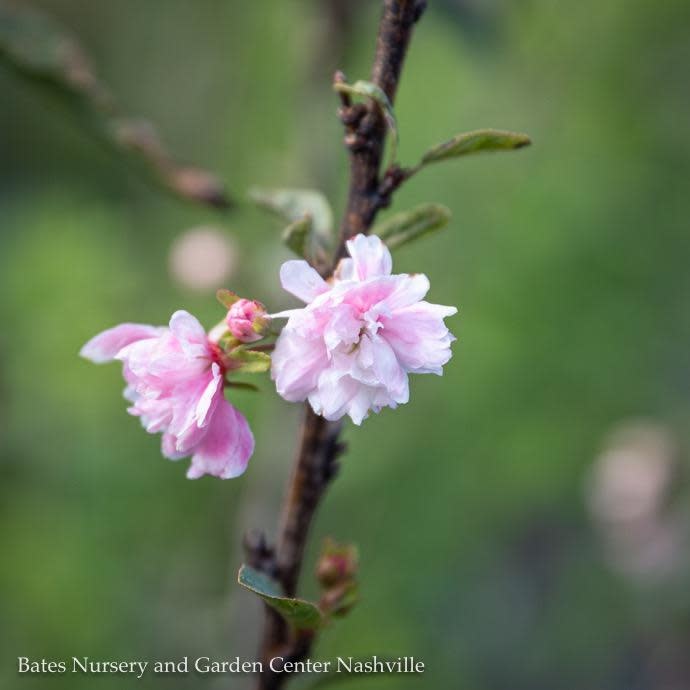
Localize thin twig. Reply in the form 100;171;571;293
250;2;426;688
336;0;427;259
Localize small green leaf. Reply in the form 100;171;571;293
334;79;398;163
228;348;271;374
282;215;313;258
216;288;240;309
238;565;323;631
249;187;333;236
373;203;451;250
420;129;531;165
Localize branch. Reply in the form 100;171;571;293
253;411;345;689
0;3;232;210
250;2;425;688
336;0;427;260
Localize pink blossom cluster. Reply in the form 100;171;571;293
81;311;254;479
82;233;456;478
271;234;456;424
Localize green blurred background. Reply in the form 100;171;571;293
2;1;690;688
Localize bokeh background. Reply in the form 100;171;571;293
2;1;690;689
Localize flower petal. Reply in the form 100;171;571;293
384;273;430;310
272;329;329;401
309;370;358;421
323;304;361;352
195;363;224;428
280;260;329;303
80;323;161;363
382;301;457;374
161;432;186;460
346;234;392;280
169;310;209;358
333;257;356;282
186;400;254;479
166;366;223;454
366;334;408;401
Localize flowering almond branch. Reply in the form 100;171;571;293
248;2;429;688
80;1;529;688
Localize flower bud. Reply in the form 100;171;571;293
316;539;358;587
226;299;269;343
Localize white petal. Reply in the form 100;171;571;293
384;274;430;310
334;257;356;282
346;234;392;280
280;260;329;303
169;310;207;344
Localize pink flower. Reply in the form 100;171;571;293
80;311;254;479
271;234;457;424
226;298;268;343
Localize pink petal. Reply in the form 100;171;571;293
271;329;329;401
280;260;329;303
367;334;408;401
346;387;381;426
309;370;358;421
80;323;161;363
382;302;457;374
119;330;207;382
169;310;209;358
161;432;186;460
323;305;361;351
168;366;223;453
195;363;224;428
186;400;254;479
345;234;392;280
384;274;431;310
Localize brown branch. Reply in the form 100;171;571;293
336;0;427;260
250;2;426;688
0;4;232;210
253;411;345;690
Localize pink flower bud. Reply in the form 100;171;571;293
315;539;358;587
226;299;268;343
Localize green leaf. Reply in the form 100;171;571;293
0;4;231;209
238;565;323;631
282;215;313;258
373;203;451;250
333;79;398;163
216;289;240;309
420;129;531;165
228;348;271;374
249;187;333;236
